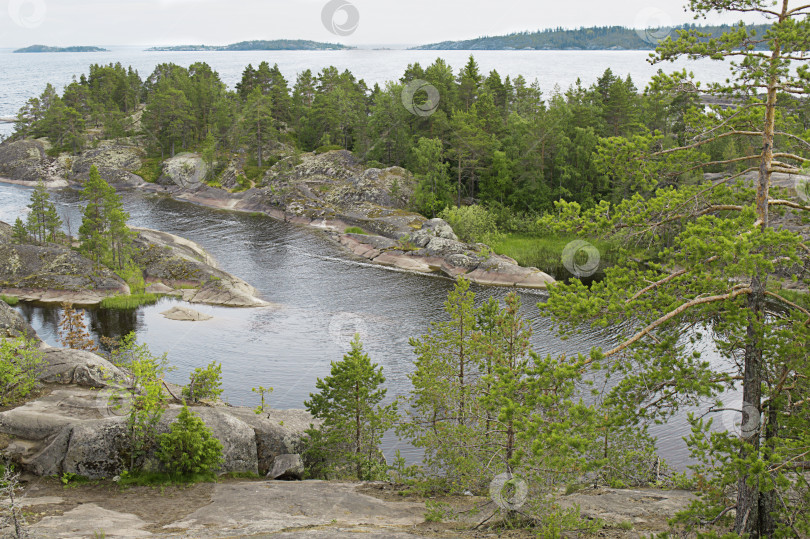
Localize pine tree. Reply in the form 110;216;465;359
26;180;61;244
304;335;396;480
78;165;131;269
401;277;486;489
11;218;28;244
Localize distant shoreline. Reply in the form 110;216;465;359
14;45;108;53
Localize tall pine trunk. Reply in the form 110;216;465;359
735;12;783;533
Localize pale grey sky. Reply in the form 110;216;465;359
0;0;765;48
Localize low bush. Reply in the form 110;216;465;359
158;405;223;476
0;337;43;406
438;205;503;244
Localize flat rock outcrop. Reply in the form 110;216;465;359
160;305;212;321
0;346;311;479
131;226;268;307
340;218;555;289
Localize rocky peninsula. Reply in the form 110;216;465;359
0;138;555;289
0;216;267;307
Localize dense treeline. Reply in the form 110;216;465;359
413;23;774;50
14;55;770;225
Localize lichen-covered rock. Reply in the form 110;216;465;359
0;139;62;185
0;381;312;478
226;407;314;476
131;226;267;307
0;230;130;304
69;141;145;186
39;348;130;387
157;152;208;189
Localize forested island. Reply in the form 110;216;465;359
1;2;810;537
414;23;773;50
13;45;108;53
147;39;350;52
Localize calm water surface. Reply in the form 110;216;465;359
0;181;732;468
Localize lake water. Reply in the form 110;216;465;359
0;181;734;469
0;47;733;138
0;48;739;469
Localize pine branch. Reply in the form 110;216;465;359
601;288;752;360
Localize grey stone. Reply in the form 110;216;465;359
268;453;304;480
39;348;130;388
0;297;38;341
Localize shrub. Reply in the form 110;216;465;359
344;226;367;235
0;295;19;306
183;361;223;403
438;205;503;244
0;337;43;406
314;145;344;155
158;405;223;476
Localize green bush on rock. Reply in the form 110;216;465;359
0;337;43;406
158;405;223;476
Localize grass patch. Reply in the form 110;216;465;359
100;293;160;310
134;157;164;183
117;471;218;488
344;226;367;235
0;294;19;306
489;233;622;278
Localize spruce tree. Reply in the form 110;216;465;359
11;218;28;244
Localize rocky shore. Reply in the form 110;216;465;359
0;217;267;308
0;300;697;538
0;138;555;289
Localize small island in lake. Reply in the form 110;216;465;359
14;44;108;53
147;39;350;52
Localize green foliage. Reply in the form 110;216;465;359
133;157;163;184
79;165;132;270
438;205;503;244
119;337;171;471
304;335;397;480
252;386;273;414
26;180;62;244
182;361;223;403
344;226;366;235
0;295;19;306
158;405;224;476
424;500;455;523
10;218;28;245
0;337;43;406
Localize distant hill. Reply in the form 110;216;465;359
413;24;772;50
147;40;350;52
14;45;108;53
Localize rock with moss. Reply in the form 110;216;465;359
69;141;145;187
0;139;66;186
0;223;130;304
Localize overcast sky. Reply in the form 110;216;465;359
0;0;765;49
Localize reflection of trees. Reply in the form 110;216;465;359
87;308;139;342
